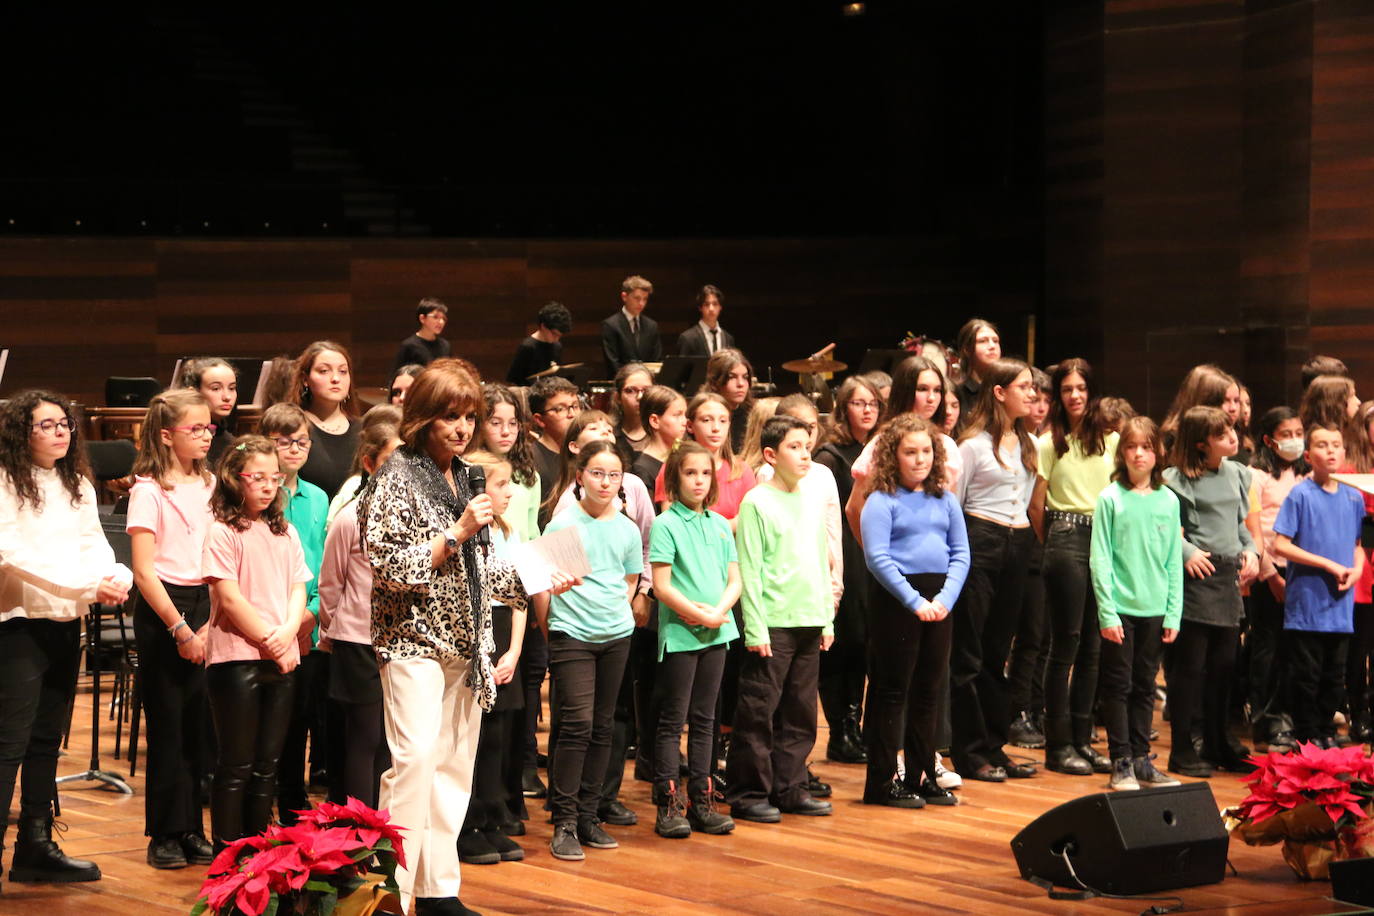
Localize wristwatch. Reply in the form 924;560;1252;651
444;530;459;553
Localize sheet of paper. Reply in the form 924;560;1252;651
1333;473;1374;496
509;524;592;595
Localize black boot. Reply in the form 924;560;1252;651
819;678;861;763
10;815;101;883
840;704;868;764
653;780;691;839
686;777;735;835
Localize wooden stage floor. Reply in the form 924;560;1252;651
8;681;1372;915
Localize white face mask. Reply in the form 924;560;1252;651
1274;437;1304;462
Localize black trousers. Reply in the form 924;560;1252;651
207;660;295;844
0;617;81;832
725;626;822;808
1166;620;1238;759
949;517;1033;773
520;623;548;770
1247;579;1292;739
602;623;657;805
1099;615;1164;760
1042;519;1101;748
1006;560;1047;718
277;647;325;820
133;584;211;838
1346;603;1374;729
465;708;521;831
1289;630;1350;741
652;644;727;788
547;632;630;825
864;574;952;797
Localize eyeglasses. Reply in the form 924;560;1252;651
31;418;75;435
543;404;578;417
168;423;218;438
848;400;880;411
620;386;648;398
239;472;288;487
274;436;312;452
584;469;623;483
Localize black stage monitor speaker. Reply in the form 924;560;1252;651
1332;856;1374;906
1011;782;1227;895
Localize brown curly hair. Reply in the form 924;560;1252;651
868;415;946;498
0;389;90;511
211;435;289;534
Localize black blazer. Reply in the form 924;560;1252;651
601;311;663;375
676;323;736;357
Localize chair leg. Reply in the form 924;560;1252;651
113;662;125;759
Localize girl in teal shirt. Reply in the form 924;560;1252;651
539;440;643;861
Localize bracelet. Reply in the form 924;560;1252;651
176;632;195;646
168;619;188;636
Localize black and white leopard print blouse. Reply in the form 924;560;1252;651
357;446;528;710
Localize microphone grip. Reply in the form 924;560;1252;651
467;465;490;548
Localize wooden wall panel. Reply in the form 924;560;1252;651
1309;0;1374;401
0;235;1038;407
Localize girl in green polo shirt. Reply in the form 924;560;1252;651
648;442;741;839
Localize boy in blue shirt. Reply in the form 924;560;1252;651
1274;423;1366;747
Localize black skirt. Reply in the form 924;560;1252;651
329;640;382;705
1181;555;1244;628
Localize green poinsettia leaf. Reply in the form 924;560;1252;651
189;899;209;916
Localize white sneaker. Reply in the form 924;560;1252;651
934;752;961;790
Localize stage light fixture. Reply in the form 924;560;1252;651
842;2;865;16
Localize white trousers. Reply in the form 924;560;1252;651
379;654;482;908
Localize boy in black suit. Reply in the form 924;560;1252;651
676;284;736;357
601;275;662;375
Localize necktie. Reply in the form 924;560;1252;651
710;328;718;354
630;317;639;340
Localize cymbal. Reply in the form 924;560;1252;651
782;357;847;374
527;362;584;380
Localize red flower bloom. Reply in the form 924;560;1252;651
1236;742;1374;828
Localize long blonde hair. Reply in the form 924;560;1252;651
131;388;214;488
463;450;513;538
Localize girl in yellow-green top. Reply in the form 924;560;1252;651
648;442;741;839
1032;358;1119;778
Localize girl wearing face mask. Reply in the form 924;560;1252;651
1246;407;1306;752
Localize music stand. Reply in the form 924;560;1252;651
56;516;134;794
655;355;708;395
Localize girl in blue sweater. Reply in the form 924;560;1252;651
860;415;970;808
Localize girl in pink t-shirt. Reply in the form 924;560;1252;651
203;435;311;850
655;392;757;526
127;389;216;868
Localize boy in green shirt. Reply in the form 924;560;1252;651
725;416;834;822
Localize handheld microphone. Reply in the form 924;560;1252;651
466;465;490;548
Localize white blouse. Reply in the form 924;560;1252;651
955;431;1037;527
0;468;131;622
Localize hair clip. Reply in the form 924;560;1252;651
235;442;247;451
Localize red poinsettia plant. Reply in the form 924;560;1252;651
190;797;405;916
1235;742;1374;828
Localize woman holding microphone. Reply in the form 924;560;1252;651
358;359;572;916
